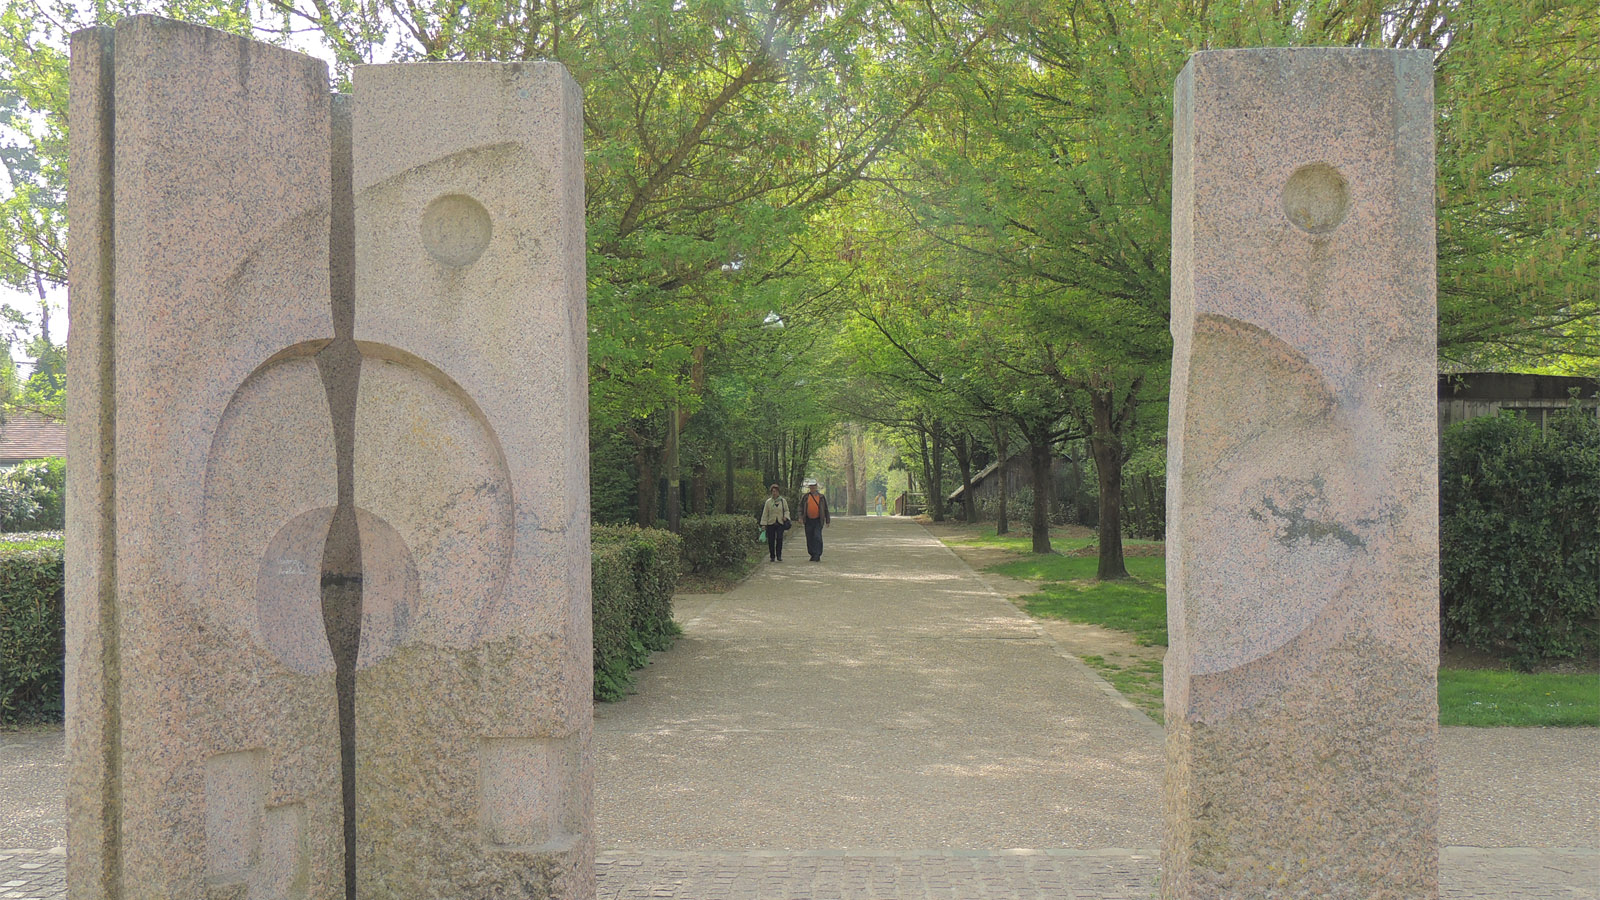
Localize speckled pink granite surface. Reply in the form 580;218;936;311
68;18;342;900
1165;48;1439;899
67;19;590;899
350;61;591;899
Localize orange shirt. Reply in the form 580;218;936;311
805;494;823;519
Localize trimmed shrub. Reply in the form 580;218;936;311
0;535;65;725
1440;407;1600;667
679;514;755;574
618;526;682;650
1;458;65;532
591;525;683;700
590;541;643;701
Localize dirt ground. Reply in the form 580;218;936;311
1439;644;1600;675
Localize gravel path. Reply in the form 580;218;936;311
595;516;1164;851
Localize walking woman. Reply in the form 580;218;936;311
759;484;791;562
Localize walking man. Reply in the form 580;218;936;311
800;479;831;562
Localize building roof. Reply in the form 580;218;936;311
0;411;67;462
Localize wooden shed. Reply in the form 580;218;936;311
1438;373;1599;435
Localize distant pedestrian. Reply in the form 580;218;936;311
800;479;831;561
759;484;791;562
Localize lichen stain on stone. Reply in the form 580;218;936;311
1249;495;1364;550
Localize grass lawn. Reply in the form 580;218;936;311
0;534;63;552
1080;653;1165;719
988;550;1169;718
990;554;1168;646
939;524;1096;555
934;525;1600;727
1438;668;1600;727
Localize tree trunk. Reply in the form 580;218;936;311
927;420;947;522
666;404;681;532
1089;389;1128;579
850;429;868;516
953;431;976;523
989;418;1010;535
1067;452;1087;526
916;422;937;521
690;462;708;515
1027;430;1053;554
844;429;859;518
635;452;657;527
723;443;736;514
785;427;814;500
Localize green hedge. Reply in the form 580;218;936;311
589;541;641;701
1441;408;1600;667
591;525;683;700
679;514;757;574
2;514;733;715
0;535;65;725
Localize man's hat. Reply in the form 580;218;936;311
804;479;818;486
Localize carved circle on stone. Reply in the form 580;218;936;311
352;344;515;647
1282;163;1350;234
420;194;493;267
204;342;514;671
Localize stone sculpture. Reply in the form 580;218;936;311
1164;49;1439;898
66;16;590;899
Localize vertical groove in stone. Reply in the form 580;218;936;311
99;44;123;896
318;91;361;900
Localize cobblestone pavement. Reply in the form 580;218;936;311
592;849;1600;900
4;847;1593;899
0;849;64;900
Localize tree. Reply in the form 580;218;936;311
883;0;1596;575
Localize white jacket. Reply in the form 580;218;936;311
759;496;790;526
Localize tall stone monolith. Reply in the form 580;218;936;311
66;17;590;899
349;61;592;897
1164;49;1439;899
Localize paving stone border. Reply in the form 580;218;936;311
4;824;1596;898
595;848;1597;900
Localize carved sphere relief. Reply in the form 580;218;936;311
1282;163;1350;234
420;194;493;267
255;507;420;674
1181;316;1361;677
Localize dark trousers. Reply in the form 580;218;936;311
765;523;785;560
804;517;824;560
